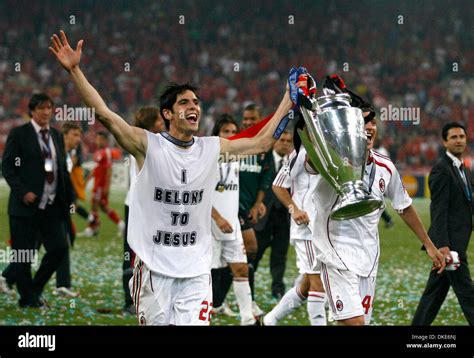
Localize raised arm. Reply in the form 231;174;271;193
49;30;147;166
398;205;446;273
219;91;293;156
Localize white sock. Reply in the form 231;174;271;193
307;291;327;326
264;286;305;325
233;278;255;325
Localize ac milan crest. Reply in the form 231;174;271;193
336;300;344;311
379;178;386;193
139;312;146;326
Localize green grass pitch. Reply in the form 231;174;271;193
0;185;472;325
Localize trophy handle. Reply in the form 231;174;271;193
299;106;341;191
297;128;341;192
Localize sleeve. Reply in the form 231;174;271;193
273;160;291;189
427;165;451;247
386;165;412;211
273;150;297;189
1;128;29;201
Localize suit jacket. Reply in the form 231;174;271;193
254;151;290;231
2;121;73;218
428;153;473;258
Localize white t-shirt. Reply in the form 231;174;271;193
127;131;220;278
124;155;137;206
273;147;320;242
311;150;412;277
211;161;240;241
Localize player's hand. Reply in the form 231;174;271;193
49;30;83;72
426;244;446;274
291;208;310;226
248;205;259;224
23;192;37;205
258;202;266;219
216;217;233;234
288;67;317;109
438;246;452;264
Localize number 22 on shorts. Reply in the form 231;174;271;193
199;300;213;322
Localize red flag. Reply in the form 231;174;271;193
228;113;274;140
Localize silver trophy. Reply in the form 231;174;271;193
298;93;383;220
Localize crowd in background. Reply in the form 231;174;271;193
0;0;473;171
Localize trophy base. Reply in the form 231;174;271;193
330;183;384;220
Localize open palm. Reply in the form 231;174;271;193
49;30;83;71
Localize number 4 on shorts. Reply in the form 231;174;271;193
361;295;372;315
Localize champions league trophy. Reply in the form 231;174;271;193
297;85;383;220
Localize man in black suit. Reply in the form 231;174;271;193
254;131;293;299
2;93;72;308
412;122;474;325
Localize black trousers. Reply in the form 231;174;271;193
254;206;290;298
412;258;474;326
9;203;69;305
122;205;134;307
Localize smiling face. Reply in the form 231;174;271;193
64;128;82;150
443;127;466;159
242;109;261;130
364;112;377;151
163;90;201;139
219;123;238;139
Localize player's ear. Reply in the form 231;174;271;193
162;109;173;121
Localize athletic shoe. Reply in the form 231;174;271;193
252;301;264;316
52;287;80;297
117;220;126;237
0;277;15;295
212;303;238;317
77;227;97;238
122;304;136;315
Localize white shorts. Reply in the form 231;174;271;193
211;235;247;269
130;258;213;326
321;263;376;324
293;239;320;275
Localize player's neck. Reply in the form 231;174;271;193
169;127;193;141
163;128;195;148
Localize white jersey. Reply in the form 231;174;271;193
127;131;220;278
211;161;240;241
124;155;137;206
273;147;320;242
311;150;412;277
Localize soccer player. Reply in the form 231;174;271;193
49;30;297;325
210;114;255;325
212;104;271;316
263;146;327;325
307;102;446;326
78;131;125;237
63;123;90;224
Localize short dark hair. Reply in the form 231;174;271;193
159;83;199;130
28;93;53;117
212;114;239;136
97;131;108;140
134;106;161;131
243;103;261;117
62;122;82;134
442;122;466;141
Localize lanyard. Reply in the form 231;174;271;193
365;162;376;194
39;131;52;157
219;163;231;186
